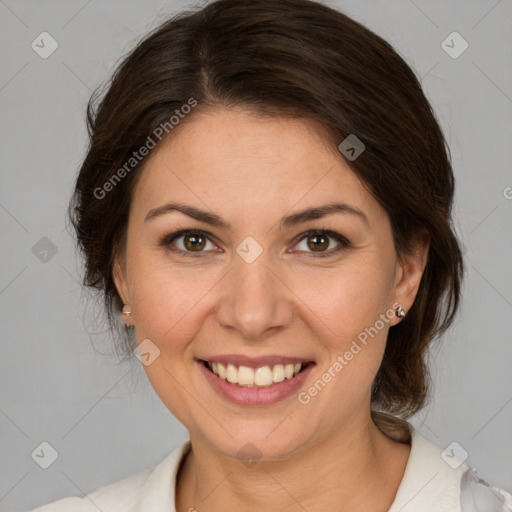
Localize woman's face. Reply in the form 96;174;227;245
114;108;427;460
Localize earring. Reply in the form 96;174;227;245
122;304;131;316
396;305;406;319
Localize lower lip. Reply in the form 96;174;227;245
197;360;315;406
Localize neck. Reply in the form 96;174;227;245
175;411;411;512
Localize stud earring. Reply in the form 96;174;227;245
122;304;131;316
396;305;406;319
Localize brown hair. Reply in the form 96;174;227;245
69;0;465;419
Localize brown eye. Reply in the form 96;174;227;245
294;230;350;257
161;229;217;255
182;233;207;251
307;233;329;252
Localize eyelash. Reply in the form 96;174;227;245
159;228;351;258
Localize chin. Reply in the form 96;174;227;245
200;426;310;464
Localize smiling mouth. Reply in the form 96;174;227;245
200;359;314;388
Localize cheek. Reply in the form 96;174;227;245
126;249;220;350
125;254;214;424
290;254;395;404
293;256;394;345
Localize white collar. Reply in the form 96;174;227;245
388;423;468;511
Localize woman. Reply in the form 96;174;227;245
30;0;512;510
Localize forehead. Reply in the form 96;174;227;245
130;108;379;225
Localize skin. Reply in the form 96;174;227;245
113;108;430;512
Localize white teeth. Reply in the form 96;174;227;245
206;361;306;387
272;364;285;383
226;363;238;384
237;366;254;385
284;363;293;379
217;362;227;379
254;366;273;386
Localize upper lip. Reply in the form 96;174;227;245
198;355;315;369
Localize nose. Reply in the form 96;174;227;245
215;252;294;341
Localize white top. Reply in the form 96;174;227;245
28;423;512;512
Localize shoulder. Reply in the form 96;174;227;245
28;440;191;512
377;414;512;512
28;466;154;512
460;467;512;512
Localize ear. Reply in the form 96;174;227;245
391;230;430;322
112;257;132;324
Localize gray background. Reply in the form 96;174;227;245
1;0;511;510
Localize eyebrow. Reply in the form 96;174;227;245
144;201;370;230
